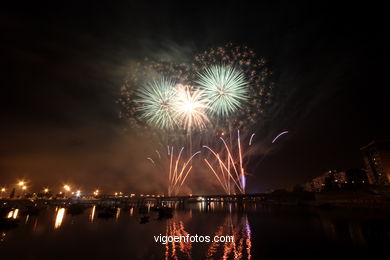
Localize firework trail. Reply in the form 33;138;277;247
271;130;289;143
253;130;290;168
146;157;155;164
149;146;200;196
203;130;255;195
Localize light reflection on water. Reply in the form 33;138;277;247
54;208;65;229
89;205;96;222
0;203;389;259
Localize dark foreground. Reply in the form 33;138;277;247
0;202;389;260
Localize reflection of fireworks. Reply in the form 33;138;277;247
206;214;252;260
148;147;200;196
196;65;248;117
203;130;254;194
174;84;209;132
165;217;192;259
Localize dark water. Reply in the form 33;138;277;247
1;203;389;259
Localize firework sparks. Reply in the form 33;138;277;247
249;133;255;146
193;43;274;128
146;157;155;164
149;146;200;196
173;84;209;132
136;78;177;130
196;65;248;117
203;130;253;194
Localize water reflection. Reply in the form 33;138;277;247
0;232;6;244
115;207;121;220
165;214;192;259
7;209;19;219
0;203;389;259
90;205;96;222
54;208;65;229
206;215;252;260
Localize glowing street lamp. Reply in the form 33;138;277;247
1;187;6;198
44;188;49;193
18;181;25;187
63;185;71;192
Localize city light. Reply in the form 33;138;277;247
44;188;49;193
63;185;71;192
18;181;25;187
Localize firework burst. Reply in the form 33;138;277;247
196;65;249;118
193;43;274;129
173;84;209;132
136;78;177;130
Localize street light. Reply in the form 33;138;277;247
63;185;71;192
44;188;49;193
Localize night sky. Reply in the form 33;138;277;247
1;1;387;194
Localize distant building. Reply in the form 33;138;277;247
360;140;390;185
333;171;347;187
304;170;348;192
346;168;368;186
304;171;330;192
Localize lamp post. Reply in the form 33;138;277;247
22;185;27;198
63;185;71;199
1;187;6;199
17;180;25;199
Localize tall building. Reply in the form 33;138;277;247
360;140;390;185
